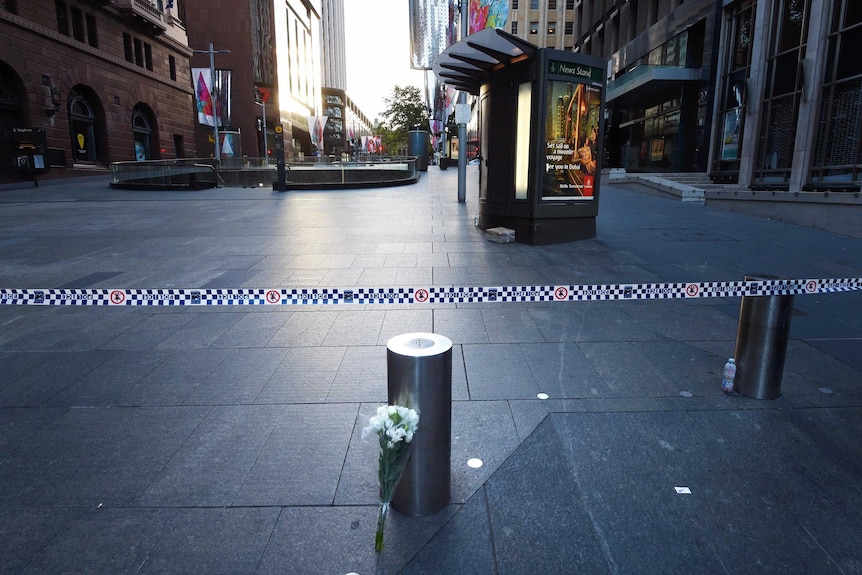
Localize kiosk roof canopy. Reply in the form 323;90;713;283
432;28;538;95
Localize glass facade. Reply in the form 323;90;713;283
753;0;810;184
811;0;862;183
712;0;754;177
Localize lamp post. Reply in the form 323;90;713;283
192;43;230;162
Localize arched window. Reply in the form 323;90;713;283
69;91;100;162
132;109;152;161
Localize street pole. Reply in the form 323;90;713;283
209;43;219;161
457;1;468;203
255;99;267;166
192;43;230;163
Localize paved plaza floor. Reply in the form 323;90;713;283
1;168;861;574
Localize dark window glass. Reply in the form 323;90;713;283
134;38;143;67
549;0;557;9
733;6;753;68
169;55;177;80
144;43;153;71
778;0;806;52
55;0;69;35
566;0;574;9
512;0;518;9
71;7;84;42
836;26;862;80
530;0;539;9
123;33;134;63
511;21;518;35
86;13;98;48
770;52;800;96
5;0;18;14
845;0;862;27
565;21;573;35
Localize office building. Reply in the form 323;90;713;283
511;0;860;194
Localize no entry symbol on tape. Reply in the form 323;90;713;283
265;290;281;304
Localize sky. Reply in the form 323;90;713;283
343;0;427;123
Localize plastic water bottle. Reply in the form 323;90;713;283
721;358;736;394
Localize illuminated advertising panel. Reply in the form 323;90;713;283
542;61;603;201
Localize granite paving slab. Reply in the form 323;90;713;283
1;169;860;573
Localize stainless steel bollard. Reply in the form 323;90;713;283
733;276;795;400
386;333;452;517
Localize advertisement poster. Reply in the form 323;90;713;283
721;108;741;160
542;76;601;201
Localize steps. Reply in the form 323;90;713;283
604;170;745;203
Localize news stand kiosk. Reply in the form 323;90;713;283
434;29;606;244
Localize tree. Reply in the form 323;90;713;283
380;85;429;155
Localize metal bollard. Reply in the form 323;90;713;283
386;333;452;517
733;275;795;399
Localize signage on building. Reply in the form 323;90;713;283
548;60;604;85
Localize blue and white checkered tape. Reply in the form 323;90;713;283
1;278;859;306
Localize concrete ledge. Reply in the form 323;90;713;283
704;189;862;239
605;171;705;203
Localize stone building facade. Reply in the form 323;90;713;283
0;0;196;180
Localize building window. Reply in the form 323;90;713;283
566;0;574;9
70;6;84;42
549;0;557;9
4;0;18;14
811;0;862;183
68;89;101;162
132;108;153;161
169;55;177;80
144;43;153;71
511;21;519;35
754;0;811;184
55;0;69;36
512;0;518;9
531;0;539;9
548;22;557;35
173;134;185;158
134;38;143;67
530;21;539;34
86;13;98;48
565;21;574;35
123;33;134;63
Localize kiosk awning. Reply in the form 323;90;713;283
432;28;538;95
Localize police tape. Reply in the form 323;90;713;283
1;278;860;307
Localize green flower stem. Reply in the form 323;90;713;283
375;502;389;553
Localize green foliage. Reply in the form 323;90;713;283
380;85;429;154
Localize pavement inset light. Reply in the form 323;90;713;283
819;387;834;394
467;458;483;469
679;391;693;397
536;392;549;400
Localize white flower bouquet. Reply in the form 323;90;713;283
363;404;420;553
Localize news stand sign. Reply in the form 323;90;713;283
543;61;603;202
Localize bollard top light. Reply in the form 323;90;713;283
387;332;452;357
